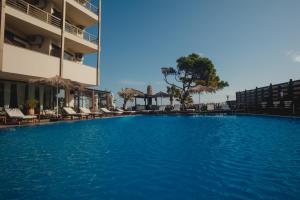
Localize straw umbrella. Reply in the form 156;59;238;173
118;88;144;109
30;75;73;117
154;91;170;105
188;85;215;109
73;82;86;109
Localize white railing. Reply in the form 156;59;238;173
6;0;61;28
65;22;98;45
73;0;98;15
7;0;98;45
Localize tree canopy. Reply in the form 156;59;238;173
161;53;229;108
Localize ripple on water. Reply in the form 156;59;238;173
0;115;300;200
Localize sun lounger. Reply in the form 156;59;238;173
41;109;61;119
153;105;166;113
185;108;196;112
116;108;136;114
80;107;102;118
207;104;215;111
63;107;89;119
172;105;181;112
100;108;123;115
5;108;37;124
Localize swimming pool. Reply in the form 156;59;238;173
0;115;299;199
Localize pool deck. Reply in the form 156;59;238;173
1;111;299;129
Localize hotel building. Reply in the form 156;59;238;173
0;0;102;112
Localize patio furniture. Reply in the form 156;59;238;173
63;107;89;119
116;108;136;115
5;108;37;125
100;108;123;115
79;107;102;118
40;109;62;120
172;104;181;112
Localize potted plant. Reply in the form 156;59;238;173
26;99;38;115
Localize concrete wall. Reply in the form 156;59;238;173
2;44;60;78
63;59;97;85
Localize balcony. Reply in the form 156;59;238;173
52;0;98;27
6;0;61;28
2;44;60;79
2;44;97;85
72;0;98;15
6;0;98;47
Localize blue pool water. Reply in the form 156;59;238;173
0;115;300;199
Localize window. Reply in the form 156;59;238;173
10;84;17;108
50;43;60;58
5;30;28;48
0;82;4;107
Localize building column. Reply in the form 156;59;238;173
92;90;95;110
39;85;44;111
96;0;102;85
28;84;35;100
17;83;25;109
0;0;6;71
4;81;10;108
59;0;66;77
94;94;99;111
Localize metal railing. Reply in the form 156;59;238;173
7;0;98;45
7;0;61;28
73;0;98;15
65;22;98;44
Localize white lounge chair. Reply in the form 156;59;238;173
41;109;61;119
63;107;89;119
207;104;215;111
100;108;123;115
5;108;37;124
172;104;181;112
154;105;166;113
79;107;102;118
116;108;136;114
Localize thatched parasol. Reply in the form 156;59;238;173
188;85;216;105
121;88;145;97
188;85;215;94
29;75;75;116
29;75;73;88
154;91;170;105
118;88;145;109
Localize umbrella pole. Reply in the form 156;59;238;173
56;83;59;118
198;93;201;111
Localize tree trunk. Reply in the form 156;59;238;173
123;99;127;110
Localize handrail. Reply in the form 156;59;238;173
6;0;61;28
7;0;98;45
73;0;98;15
65;22;98;44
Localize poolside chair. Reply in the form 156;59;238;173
79;107;102;118
63;107;89;120
116;108;136;115
172;105;181;112
154;105;166;113
207;104;215;111
185;108;196;112
40;109;62;119
100;108;123;115
5;108;37;125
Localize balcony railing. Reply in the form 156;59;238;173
65;22;98;45
7;0;61;28
7;0;98;45
73;0;98;15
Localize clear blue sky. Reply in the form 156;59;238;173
85;0;300;104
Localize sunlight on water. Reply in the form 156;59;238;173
0;115;300;199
